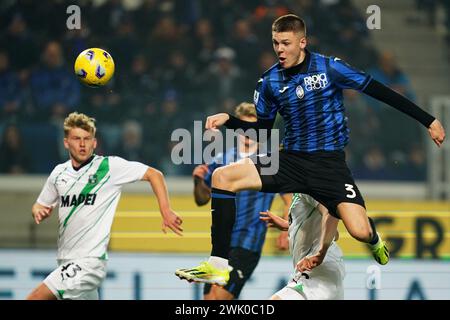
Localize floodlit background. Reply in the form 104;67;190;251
0;0;449;299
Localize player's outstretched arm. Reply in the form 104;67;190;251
142;167;183;236
260;210;289;231
193;164;211;206
31;202;53;225
296;204;339;272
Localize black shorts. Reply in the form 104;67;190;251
253;150;365;218
204;247;261;299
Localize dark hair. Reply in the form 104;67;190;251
272;14;306;36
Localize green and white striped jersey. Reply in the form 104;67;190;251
37;155;148;260
289;193;341;269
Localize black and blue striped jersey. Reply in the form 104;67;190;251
204;148;276;252
254;50;371;152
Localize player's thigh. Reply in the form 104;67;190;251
27;282;57;300
338;202;372;241
212;158;262;191
307;152;365;217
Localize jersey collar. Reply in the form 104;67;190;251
72;154;96;171
282;49;311;77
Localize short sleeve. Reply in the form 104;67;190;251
37;173;59;207
109;156;149;186
328;57;371;91
255;77;278;120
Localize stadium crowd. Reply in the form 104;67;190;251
1;0;445;180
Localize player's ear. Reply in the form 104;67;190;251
63;137;69;150
93;138;97;150
299;36;307;49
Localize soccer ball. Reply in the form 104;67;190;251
74;48;115;87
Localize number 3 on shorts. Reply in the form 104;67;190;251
345;184;356;199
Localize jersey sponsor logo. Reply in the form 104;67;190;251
88;174;98;184
295;85;305;99
303;73;328;91
61;193;97;207
253;90;260;104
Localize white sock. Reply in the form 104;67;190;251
208;256;228;270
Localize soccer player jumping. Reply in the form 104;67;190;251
177;14;445;286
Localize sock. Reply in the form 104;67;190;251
208;256;229;270
368;217;380;246
210;188;236;260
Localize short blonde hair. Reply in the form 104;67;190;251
64;112;96;137
234;102;256;119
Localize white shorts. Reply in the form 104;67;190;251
44;257;107;300
273;246;345;300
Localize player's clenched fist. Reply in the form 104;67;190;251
428;119;446;147
192;164;209;179
205;113;230;130
296;254;324;272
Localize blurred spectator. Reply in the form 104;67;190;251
159;140;192;176
0;13;39;82
358;145;390;180
84;90;123;125
407;143;427;180
253;0;289;44
192;18;217;69
257;50;276;75
63;24;90;63
0;124;31;173
0;51;22;122
147;16;190;65
368;51;416;108
29;41;80;121
366;51;421;167
92;0;127;36
200;0;248;43
409;0;439;26
200;47;249;103
109;17;139;75
344;89;381;163
160;50;196;94
133;0;159;38
120;53;159;118
115;120;146;162
228;19;261;74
